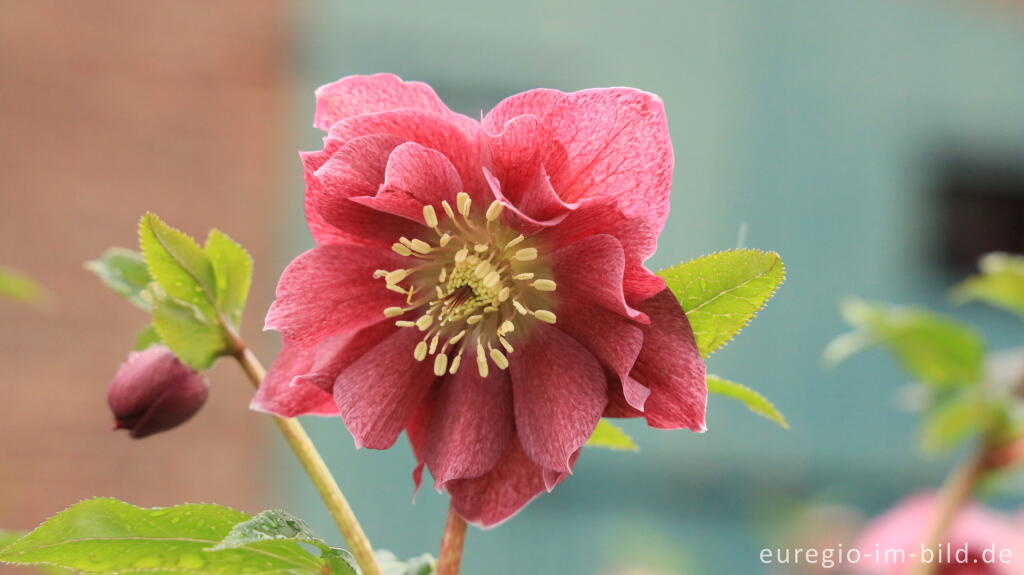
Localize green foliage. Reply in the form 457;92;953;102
0;498;355;575
707;375;789;429
585;419;640;451
204;230;253;330
659;249;785;357
133;324;162;351
85;249;152;311
920;391;1004;455
953;252;1024;319
90;214;254;370
0;267;44;305
376;551;436;575
824;297;984;388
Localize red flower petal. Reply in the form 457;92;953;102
265;245;407;347
328;109;484;195
424;368;514;489
334;328;437;449
250;340;339;417
447;438;568;528
511;324;606;472
348;142;464;224
631;289;707;431
483;88;673;234
549;234;646;322
313;73;455;132
309;134;423;247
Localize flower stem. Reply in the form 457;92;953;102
229;343;382;575
436;503;468;575
906;434;999;575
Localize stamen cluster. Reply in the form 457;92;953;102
375;193;557;378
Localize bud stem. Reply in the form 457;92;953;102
229;341;382;575
436;502;467;575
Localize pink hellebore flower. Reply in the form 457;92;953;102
253;74;707;527
855;493;1024;575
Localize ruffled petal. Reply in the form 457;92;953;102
536;198;664;303
250;339;341;417
309;134;422;247
425;368;514;489
328;109;485;197
510;323;606;472
482;114;574;227
447;438;569;528
348;142;464;224
334;328;438;449
550;234;645;322
314;73;456;132
264;245;407;347
483;88;673;233
630;289;707;431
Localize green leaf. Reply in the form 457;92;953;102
707;375;789;429
825;297;985;388
376;551;436;575
85;248;153;310
585;419;639;451
212;510;356;575
204;230;253;330
148;285;227;370
658;250;785;357
0;267;43;304
952;252;1024;319
0;498;328;575
138;213;218;318
133;324;162;351
920;393;1002;454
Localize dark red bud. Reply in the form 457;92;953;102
107;345;209;439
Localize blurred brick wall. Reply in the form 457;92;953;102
0;0;291;559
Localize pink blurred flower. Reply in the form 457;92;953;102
856;493;1024;575
108;345;209;439
253;74;706;527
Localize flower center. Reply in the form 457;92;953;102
376;192;557;378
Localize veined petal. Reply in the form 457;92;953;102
447;438;570;528
348;142;464;224
631;289;707;431
334;328;438;449
314;73;457;132
425;368;514;489
483;88;673;234
264;245;408;346
510;323;606;472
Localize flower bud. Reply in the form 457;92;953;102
108;345;209;439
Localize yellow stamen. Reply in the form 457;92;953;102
534;309;557;324
532;279;556;292
384;307;404;318
515;248;538;261
486;200;504;222
423;205;438;228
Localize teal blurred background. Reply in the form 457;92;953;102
273;1;1024;573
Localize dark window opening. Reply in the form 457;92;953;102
935;154;1024;274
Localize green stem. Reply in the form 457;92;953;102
229;343;382;575
436;502;467;575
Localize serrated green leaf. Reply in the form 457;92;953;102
212;510;356;575
0;267;43;304
952;252;1024;319
0;498;325;574
86;248;153;310
707;375;789;429
376;551;436;575
133;324;162;351
920;393;1002;454
149;286;227;370
826;297;984;388
212;509;328;553
138;213;218;318
658;250;785;357
585;419;639;451
204;229;253;330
